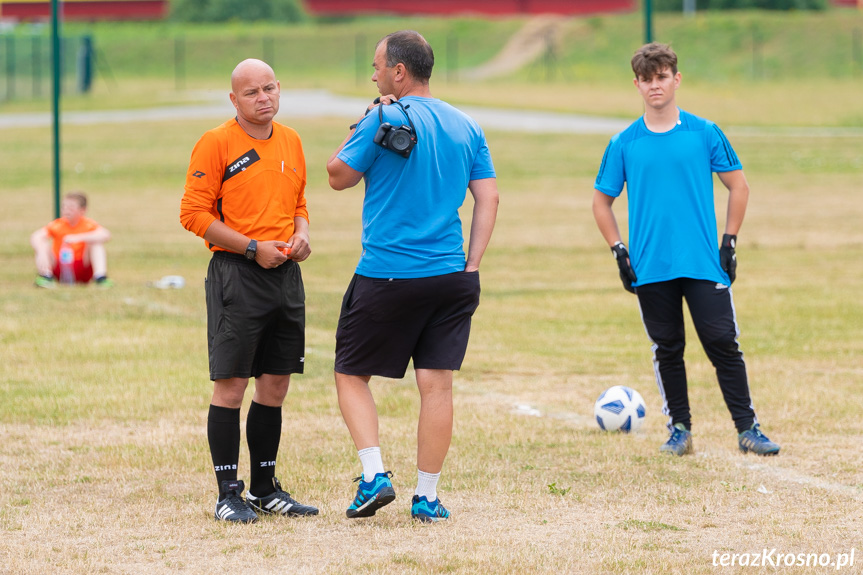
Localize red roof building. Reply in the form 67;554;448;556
0;0;167;21
303;0;635;16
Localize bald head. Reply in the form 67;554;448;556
231;59;276;94
229;58;281;138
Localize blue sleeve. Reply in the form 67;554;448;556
338;109;383;173
708;123;742;173
594;135;625;197
470;129;496;180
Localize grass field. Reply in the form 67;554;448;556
1;11;863;575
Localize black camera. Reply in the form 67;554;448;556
371;100;417;158
373;122;416;158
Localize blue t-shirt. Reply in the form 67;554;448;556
594;109;742;286
338;96;496;278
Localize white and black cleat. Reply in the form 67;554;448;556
246;477;319;517
214;479;258;523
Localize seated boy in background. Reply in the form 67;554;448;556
31;191;112;287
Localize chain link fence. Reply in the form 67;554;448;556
0;34;94;102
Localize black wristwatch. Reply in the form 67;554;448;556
244;239;257;261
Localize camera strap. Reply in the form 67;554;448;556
378;100;417;140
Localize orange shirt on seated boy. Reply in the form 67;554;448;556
30;192;112;287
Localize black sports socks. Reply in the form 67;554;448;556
207;405;241;495
246;401;282;497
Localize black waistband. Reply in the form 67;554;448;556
211;250;295;269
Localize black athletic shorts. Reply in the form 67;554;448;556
334;271;481;379
206;251;305;380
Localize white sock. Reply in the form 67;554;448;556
415;469;441;501
358;446;385;482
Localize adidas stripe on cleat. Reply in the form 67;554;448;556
660;423;693;456
411;495;450;523
738;423;780;456
346;471;395;518
214;479;258;523
246;477;319;517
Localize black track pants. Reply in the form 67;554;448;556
636;278;757;433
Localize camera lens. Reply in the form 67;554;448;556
390;129;412;151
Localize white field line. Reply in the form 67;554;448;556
505;396;863;501
731;456;863;502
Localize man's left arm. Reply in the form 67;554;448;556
326;156;364;191
717;169;750;284
465;178;499;272
717;169;750;236
327;96;400;190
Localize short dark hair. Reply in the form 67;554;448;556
631;42;678;80
65;191;87;209
379;30;434;82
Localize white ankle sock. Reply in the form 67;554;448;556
415;469;441;501
358;447;385;482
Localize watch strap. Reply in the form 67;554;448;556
244;239;257;260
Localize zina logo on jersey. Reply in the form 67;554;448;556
222;149;261;183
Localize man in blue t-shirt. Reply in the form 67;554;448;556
326;30;499;522
593;43;779;457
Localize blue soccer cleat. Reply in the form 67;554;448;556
738;423;780;456
346;471;395;518
411;495;450;523
660;423;693;456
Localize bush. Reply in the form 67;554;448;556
654;0;828;11
170;0;307;23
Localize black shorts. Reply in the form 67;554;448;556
334;272;481;379
206;251;305;380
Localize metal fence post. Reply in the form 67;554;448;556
77;35;94;93
447;33;458;84
263;36;274;67
33;35;43;98
175;35;185;91
5;35;14;101
853;29;862;77
356;34;366;87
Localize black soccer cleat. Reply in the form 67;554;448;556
214;479;258;523
246;477;319;517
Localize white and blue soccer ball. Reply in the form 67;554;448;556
594;386;646;433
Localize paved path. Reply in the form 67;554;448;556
0;89;629;135
2;89;861;137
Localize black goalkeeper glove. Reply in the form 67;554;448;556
611;242;637;294
720;233;737;284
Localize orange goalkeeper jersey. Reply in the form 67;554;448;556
45;216;100;262
180;119;309;251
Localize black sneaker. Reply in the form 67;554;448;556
246;477;319;517
214;479;258;523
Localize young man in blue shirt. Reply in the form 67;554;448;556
592;43;779;456
326;30;499;521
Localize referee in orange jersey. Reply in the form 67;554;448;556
181;59;318;523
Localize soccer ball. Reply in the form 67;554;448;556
594;386;646;433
